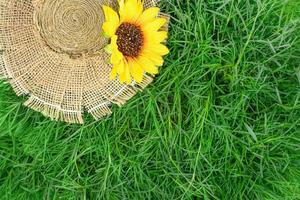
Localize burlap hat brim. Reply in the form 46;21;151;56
0;0;169;123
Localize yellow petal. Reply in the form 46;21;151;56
103;6;119;22
136;0;143;15
138;7;160;24
125;62;132;84
110;65;118;80
142;51;164;66
128;59;144;83
143;18;167;32
110;35;123;64
111;49;123;65
137;56;159;74
145;43;169;56
119;61;131;84
102;22;118;37
125;63;132;84
110;35;118;49
144;31;168;44
121;0;143;22
111;35;117;42
102;6;120;37
118;0;125;20
116;59;125;74
119;72;126;83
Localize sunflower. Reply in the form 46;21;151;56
102;0;169;84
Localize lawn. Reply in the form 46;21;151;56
0;0;300;199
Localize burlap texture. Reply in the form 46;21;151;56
0;0;169;123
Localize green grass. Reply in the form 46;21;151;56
0;0;300;199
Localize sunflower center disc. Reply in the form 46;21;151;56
116;23;144;58
35;0;115;58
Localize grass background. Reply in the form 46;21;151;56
0;0;300;199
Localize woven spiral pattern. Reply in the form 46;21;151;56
36;0;110;56
0;0;169;123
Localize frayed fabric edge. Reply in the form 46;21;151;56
24;95;84;124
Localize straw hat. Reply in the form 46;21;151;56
0;0;169;123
